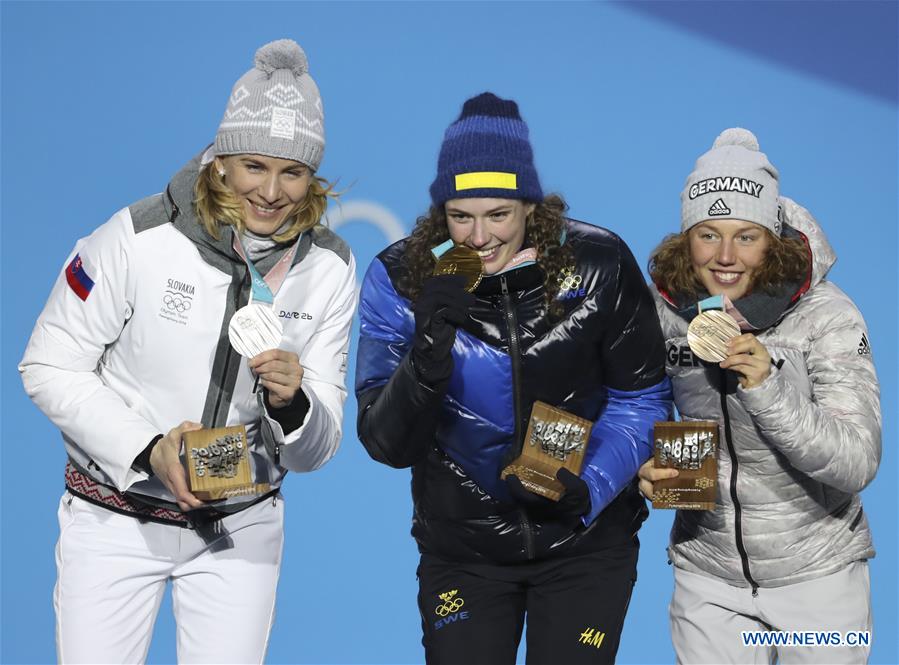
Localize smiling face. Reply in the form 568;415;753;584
445;198;535;274
689;219;770;300
214;154;312;236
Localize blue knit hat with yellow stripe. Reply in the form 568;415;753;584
429;92;544;206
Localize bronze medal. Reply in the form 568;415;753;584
432;245;484;293
687;310;740;362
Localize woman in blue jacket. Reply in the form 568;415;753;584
355;92;671;664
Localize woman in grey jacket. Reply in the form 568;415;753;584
638;128;880;664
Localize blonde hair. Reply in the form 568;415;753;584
193;161;336;243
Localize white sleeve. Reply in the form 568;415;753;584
269;252;358;472
738;296;881;493
19;208;160;491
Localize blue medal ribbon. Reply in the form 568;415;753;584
245;256;275;305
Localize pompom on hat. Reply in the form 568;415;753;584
681;128;781;235
429;92;543;206
214;39;325;170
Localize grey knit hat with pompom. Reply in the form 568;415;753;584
214;39;324;170
681;128;781;235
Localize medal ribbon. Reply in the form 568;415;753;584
495;248;537;274
697;295;752;332
430;239;537;273
232;235;300;305
430;238;455;259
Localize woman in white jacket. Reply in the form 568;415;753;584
639;129;880;664
19;39;356;664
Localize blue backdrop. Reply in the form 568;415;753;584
2;2;896;663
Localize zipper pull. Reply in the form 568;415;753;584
501;275;509;296
274;443;281;466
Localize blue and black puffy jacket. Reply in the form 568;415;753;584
356;219;672;564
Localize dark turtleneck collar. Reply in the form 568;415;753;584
474;262;544;296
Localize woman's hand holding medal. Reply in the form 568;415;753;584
248;349;304;408
228;233;305;408
720;333;772;389
411;274;476;386
687;310;772;389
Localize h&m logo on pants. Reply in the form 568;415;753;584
579;626;607;649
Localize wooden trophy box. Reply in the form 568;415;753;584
652;421;718;510
501;401;593;501
183;425;270;501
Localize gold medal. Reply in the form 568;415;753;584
687;310;740;362
432;245;484;293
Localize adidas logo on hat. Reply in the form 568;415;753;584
708;198;731;216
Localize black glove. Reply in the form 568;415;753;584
505;467;591;526
411;274;476;386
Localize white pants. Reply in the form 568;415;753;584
670;563;872;664
55;491;284;664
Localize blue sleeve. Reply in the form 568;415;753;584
355;258;447;468
580;377;673;524
355;258;414;396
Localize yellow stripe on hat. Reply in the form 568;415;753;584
454;172;518;191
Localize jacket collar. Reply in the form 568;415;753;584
475;262;543;296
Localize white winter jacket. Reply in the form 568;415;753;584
654;198;880;589
20;152;357;511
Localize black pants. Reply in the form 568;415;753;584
416;539;639;665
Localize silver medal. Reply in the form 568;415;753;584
228;303;283;358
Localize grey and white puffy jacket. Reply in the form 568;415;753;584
654;197;881;589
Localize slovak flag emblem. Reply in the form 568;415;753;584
65;253;95;301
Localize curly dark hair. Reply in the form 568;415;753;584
649;228;811;298
397;194;574;318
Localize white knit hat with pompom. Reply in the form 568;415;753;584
681;128;781;235
214;39;325;170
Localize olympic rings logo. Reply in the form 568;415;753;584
557;268;582;292
163;291;193;313
435;598;464;616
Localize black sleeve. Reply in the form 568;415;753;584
601;237;667;391
357;354;447;468
264;389;311;434
130;434;164;476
